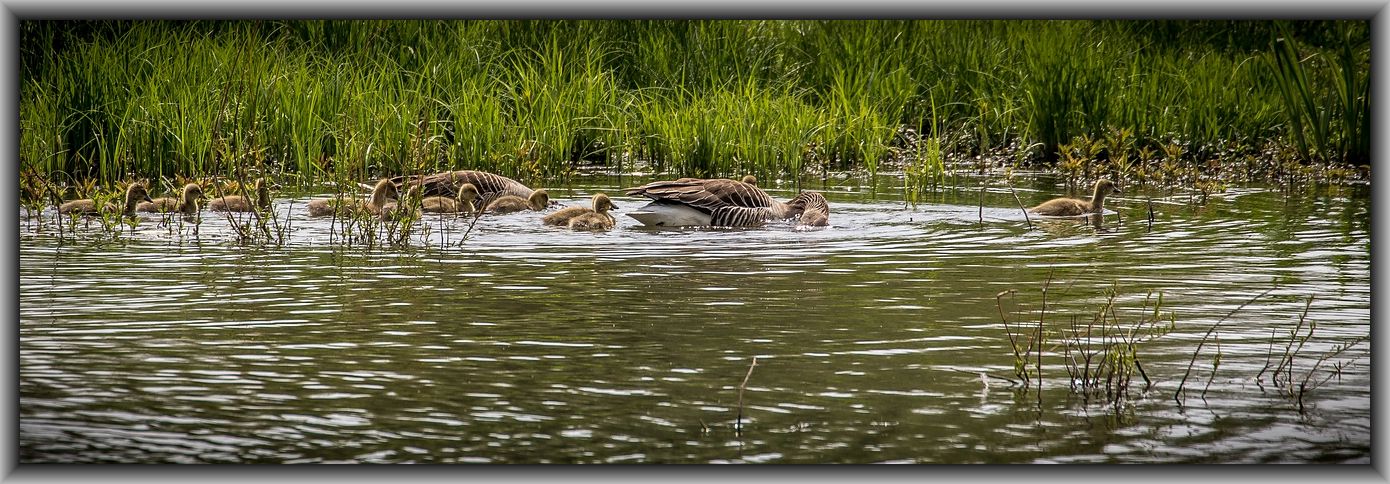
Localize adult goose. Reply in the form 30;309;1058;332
60;183;153;216
137;183;204;216
378;170;547;211
307;179;398;217
209;179;271;212
1029;179;1121;217
625;177;829;227
544;193;617;229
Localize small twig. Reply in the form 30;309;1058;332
1175;287;1275;404
952;368;1020;387
978;183;985;225
1201;331;1221;398
1036;270;1052;406
736;356;758;434
1146;197;1155;232
1008;185;1033;229
995;290;1027;386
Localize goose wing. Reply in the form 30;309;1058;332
380;170;534;206
626;178;776;214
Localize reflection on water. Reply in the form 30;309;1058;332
18;176;1370;463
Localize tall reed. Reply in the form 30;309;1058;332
20;20;1369;187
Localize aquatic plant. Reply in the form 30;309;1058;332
1256;296;1369;413
996;278;1177;410
19;20;1369;188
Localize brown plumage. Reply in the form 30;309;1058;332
307;179;398;217
379;185;422;222
543;193;618;229
209;179;271;212
625;177;829;227
379;170;543;210
60;183;153;216
137;183;204;215
486;189;550;214
740;175;757;186
421;183;480;214
1029;179;1121;217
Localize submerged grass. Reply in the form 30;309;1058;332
20;20;1370;190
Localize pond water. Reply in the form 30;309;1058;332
17;174;1371;464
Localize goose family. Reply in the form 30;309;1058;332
544;193;618;231
59;183;153;216
46;168;1133;234
209;179;271;212
1028;179;1120;217
625;177;830;227
137;183;204;216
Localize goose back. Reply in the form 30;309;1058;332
387;170;535;209
64;184;152;216
1029;179;1119;217
626;178;809;227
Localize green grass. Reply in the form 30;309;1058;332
19;20;1371;189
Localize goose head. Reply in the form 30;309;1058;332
1091;179;1120;206
370;178;400;207
788;191;830;226
181;183;204;203
591;193;617;213
458;183;480;203
528;189;550;210
254;179;272;209
125;183;154;210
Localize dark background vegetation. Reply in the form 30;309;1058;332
18;20;1370;187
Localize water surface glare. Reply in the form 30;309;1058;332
19;178;1370;463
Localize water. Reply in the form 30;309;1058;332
18;174;1371;464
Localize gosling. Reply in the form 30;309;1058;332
59;183;153;216
209;179;271;212
543;193;617;227
422;183;480;214
137;183;204;216
379;185;423;222
307;178;398;217
563;193;618;231
1029;179;1121;217
486;189;550;214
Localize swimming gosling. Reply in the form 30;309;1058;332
1029;179;1121;217
422;183;480;214
59;183;153;216
486;188;550;214
378;185;424;222
307;179;398;217
137;183;204;215
209;179;271;212
544;193;618;229
567;194;618;231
